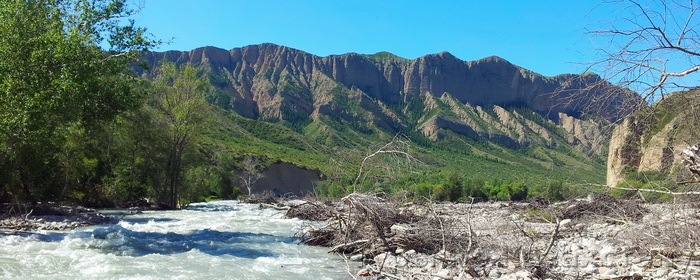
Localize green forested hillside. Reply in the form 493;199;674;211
199;86;607;202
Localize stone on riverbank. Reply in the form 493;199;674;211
290;196;700;279
0;204;115;231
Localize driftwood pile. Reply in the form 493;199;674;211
287;193;472;263
245;191;279;204
682;143;700;178
287;193;700;279
286;194;689;279
0;203;114;231
284;201;336;221
554;193;648;222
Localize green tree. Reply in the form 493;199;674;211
152;62;209;208
104;106;167;206
462;177;487;200
0;0;157;203
528;181;565;201
239;155;263;197
436;172;463;202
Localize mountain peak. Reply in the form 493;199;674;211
418;51;460;61
437;51;455;58
368;51;408;63
191;45;227;52
477;55;511;64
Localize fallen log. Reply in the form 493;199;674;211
329;239;369;254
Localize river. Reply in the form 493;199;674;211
0;201;350;279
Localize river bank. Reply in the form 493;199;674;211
0;199;190;232
0;204;118;232
286;194;700;279
4;196;698;279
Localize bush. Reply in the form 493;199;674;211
436;173;463;202
508;182;528;201
462;178;487;201
528;181;565;201
410;182;436;199
483;180;528;201
314;181;349;199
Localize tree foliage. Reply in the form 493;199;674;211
0;0;157;203
151;62;209;208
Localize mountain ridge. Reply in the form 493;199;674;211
141;43;632;122
139;43;633;186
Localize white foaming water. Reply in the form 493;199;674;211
0;201;350;280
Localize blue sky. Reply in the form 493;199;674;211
132;1;612;76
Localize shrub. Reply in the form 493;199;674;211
483;180;528;201
528;181;565;201
411;182;436;199
462;178;487;201
314;181;349;199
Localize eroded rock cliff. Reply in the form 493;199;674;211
143;44;632;121
607;90;700;186
142;44;632;158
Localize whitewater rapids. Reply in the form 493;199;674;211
0;201;349;279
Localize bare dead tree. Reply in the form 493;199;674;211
352;134;418;193
550;0;700;127
588;0;700;107
239;156;263;196
549;1;700;198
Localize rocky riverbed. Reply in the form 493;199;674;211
286;195;700;279
366;203;698;279
3;197;698;279
0;205;116;231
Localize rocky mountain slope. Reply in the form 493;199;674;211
142;44;627;157
136;44;642;189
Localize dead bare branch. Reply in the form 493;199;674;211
608;185;700;195
239;156;263;197
586;0;700;111
351;134;418;192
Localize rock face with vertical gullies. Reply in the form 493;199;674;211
606;90;700;186
141;43;632;155
558;112;609;156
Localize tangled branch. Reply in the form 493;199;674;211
352;134;418;192
588;0;700;108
